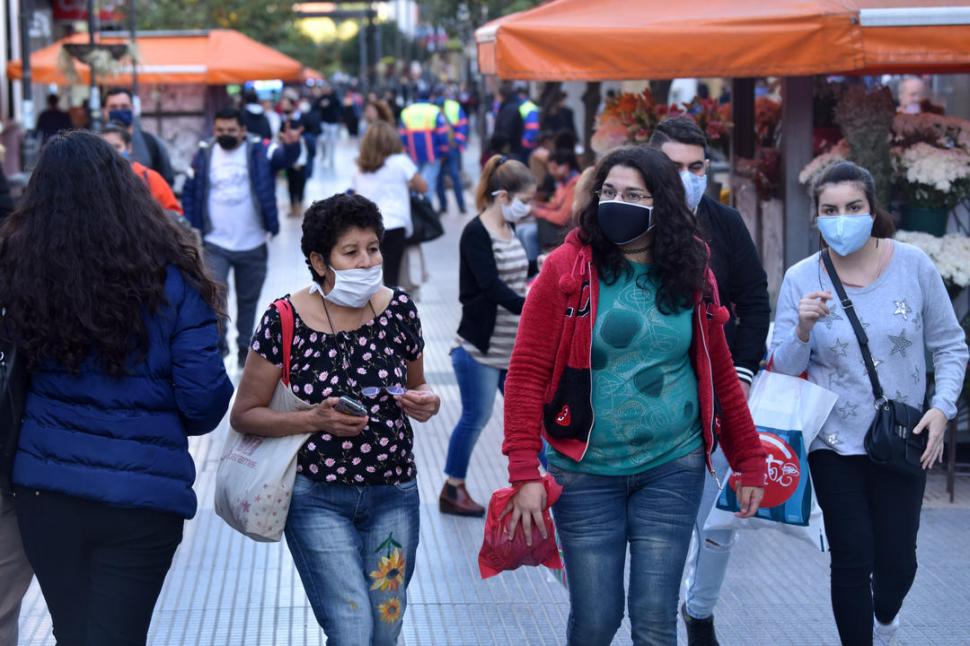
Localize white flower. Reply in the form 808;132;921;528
799;140;850;185
895;231;970;287
895;143;970;193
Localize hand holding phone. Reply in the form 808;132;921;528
334;395;368;417
306;397;368;437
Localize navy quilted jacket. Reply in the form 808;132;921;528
12;267;234;518
181;138;300;238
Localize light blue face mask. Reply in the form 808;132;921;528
816;214;874;257
679;169;707;212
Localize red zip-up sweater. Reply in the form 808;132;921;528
503;230;767;488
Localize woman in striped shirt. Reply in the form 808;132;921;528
440;156;536;516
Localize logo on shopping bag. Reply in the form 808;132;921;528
236;435;264;456
730;432;801;508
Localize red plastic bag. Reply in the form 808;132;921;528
478;475;564;579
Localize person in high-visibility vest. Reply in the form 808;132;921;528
399;90;450;206
517;86;541;155
436;86;469;215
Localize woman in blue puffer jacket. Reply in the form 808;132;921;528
0;130;233;646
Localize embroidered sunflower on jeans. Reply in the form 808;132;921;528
377;597;402;623
371;533;406;592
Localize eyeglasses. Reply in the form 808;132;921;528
361;384;407;398
595;187;651;204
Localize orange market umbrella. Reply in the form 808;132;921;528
476;0;970;80
6;29;304;85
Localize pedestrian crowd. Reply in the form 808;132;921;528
0;73;966;646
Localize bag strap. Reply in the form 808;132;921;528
820;250;885;403
273;298;296;387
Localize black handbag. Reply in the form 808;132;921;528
821;250;927;476
0;308;28;494
406;192;444;245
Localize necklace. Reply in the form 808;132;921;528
621;245;650;255
319;294;377;371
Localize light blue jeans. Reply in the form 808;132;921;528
417;161;440;206
549;448;706;646
683;447;736;620
444;346;506;480
284;475;420;646
515;221;540;263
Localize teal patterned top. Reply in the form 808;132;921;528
548;261;703;476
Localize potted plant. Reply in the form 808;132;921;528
892;112;970;236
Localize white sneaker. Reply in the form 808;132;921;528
873;614;899;645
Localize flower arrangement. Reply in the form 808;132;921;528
590;88;732;156
799;139;850;185
755;97;782;147
891;111;970;210
894;230;970;291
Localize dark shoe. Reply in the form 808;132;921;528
237;350;247;370
459;206;467;215
439;482;486;517
437;206;448;216
682;603;719;646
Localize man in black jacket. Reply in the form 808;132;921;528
491;83;525;162
649;116;770;646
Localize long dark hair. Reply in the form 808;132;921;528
0;130;223;376
578;146;708;314
811;161;896;242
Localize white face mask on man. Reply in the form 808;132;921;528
310;265;383;309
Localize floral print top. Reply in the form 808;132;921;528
251;290;424;485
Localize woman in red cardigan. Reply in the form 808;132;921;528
501;146;767;645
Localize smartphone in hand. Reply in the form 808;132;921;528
335;395;368;417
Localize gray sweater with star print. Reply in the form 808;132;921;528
769;241;968;455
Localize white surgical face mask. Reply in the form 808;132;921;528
310;265;383;308
679;169;708;212
493;191;531;223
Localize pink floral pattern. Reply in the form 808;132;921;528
252;290;423;485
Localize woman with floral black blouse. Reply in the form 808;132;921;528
231;194;440;646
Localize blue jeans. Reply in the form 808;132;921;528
436;147;466;212
683;447;735;620
417;161;440;207
515;221;540;263
444;346;506;480
549;448;706;646
284;476;420;646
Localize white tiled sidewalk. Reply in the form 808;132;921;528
17;136;970;645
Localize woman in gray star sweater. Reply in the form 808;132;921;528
770;162;968;646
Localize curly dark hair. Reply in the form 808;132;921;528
578;146;708;314
0;130;223;376
301;193;385;282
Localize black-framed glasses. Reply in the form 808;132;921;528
595;187;651;203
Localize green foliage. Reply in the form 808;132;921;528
134;0;322;69
834;85;896;207
420;0;543;30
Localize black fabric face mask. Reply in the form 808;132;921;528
596;200;654;245
216;135;241;151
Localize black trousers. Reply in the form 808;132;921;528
382;227;407;288
809;450;926;646
286;166;307;205
15;488;183;646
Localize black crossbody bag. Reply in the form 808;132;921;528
821;250;927;476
